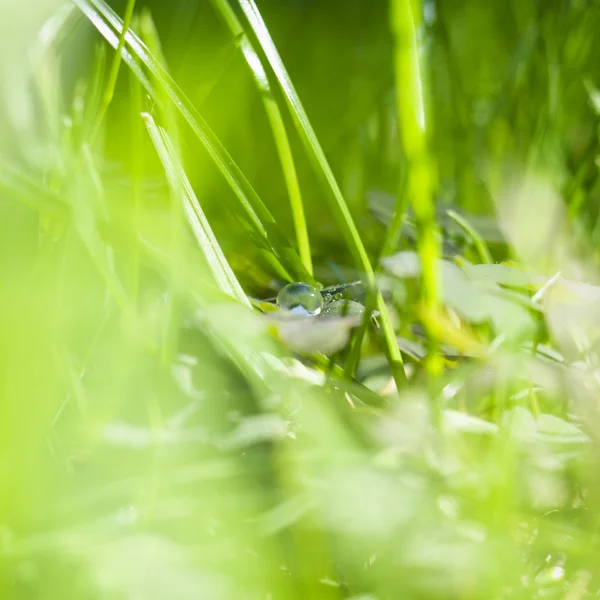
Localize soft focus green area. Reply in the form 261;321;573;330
2;0;600;598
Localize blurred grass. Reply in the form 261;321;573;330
2;0;600;599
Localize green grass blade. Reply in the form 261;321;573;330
235;0;364;271
446;209;494;264
82;43;107;138
390;0;442;380
143;112;250;307
236;0;406;388
210;0;313;276
90;0;136;140
377;179;410;262
73;0;310;283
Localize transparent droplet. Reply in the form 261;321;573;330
277;282;323;316
320;299;365;319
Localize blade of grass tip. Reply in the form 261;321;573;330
143;112;250;307
74;0;309;284
390;0;443;382
236;0;406;388
446;209;493;265
210;0;312;276
89;0;137;141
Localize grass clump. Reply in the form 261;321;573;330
2;1;600;599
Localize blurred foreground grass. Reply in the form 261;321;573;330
3;0;600;598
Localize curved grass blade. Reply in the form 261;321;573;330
236;0;406;388
143;112;250;307
73;0;310;283
210;0;312;276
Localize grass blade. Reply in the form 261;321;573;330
73;0;310;283
236;0;366;272
90;0;137;139
446;209;493;265
236;0;406;388
390;0;442;380
210;0;313;276
143;112;250;307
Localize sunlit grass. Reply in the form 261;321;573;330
2;0;600;599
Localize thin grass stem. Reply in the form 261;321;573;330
90;0;136;140
446;209;493;264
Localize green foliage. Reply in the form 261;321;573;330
2;0;600;599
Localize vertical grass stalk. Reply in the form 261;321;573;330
390;0;442;378
210;0;313;276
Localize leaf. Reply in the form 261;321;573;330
443;410;499;435
217;414;288;450
383;253;537;338
381;250;422;278
501;406;537;441
502;408;590;446
463;263;541;289
536;414;590;445
267;313;362;355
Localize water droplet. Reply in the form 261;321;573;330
277;283;323;316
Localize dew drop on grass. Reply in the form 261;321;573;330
277;282;323;316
